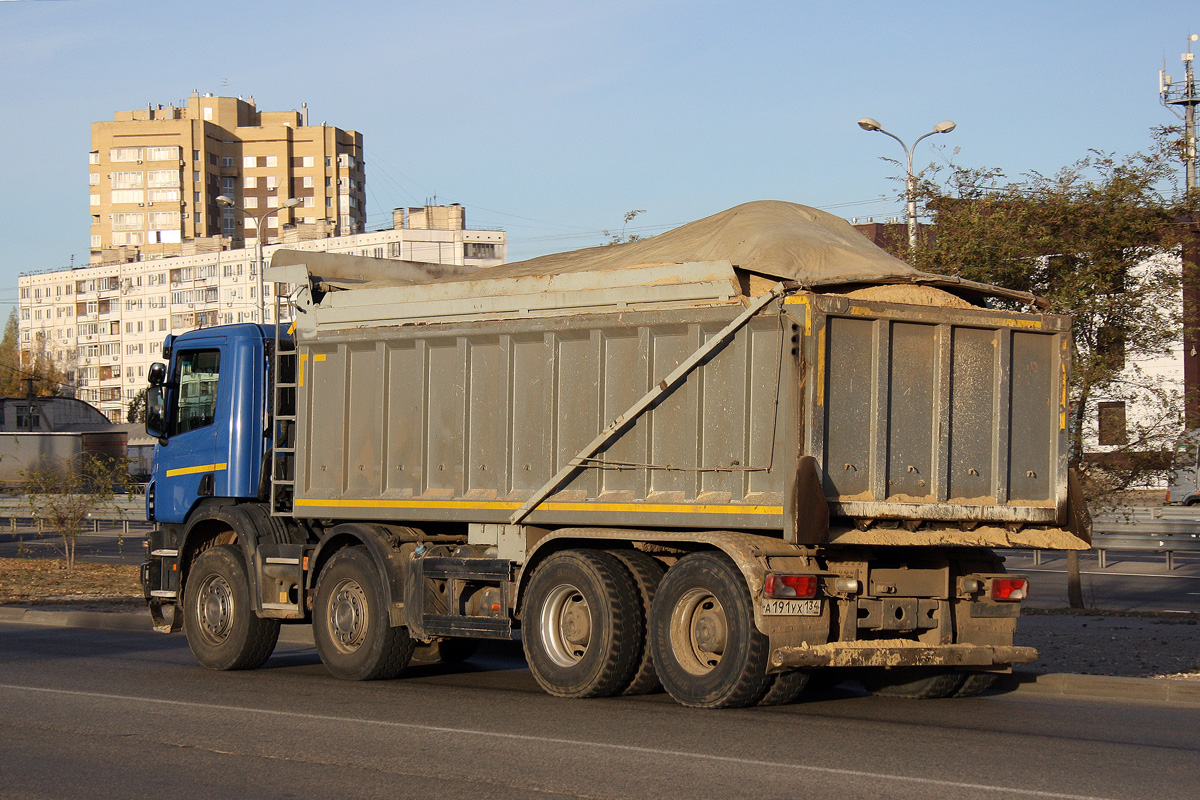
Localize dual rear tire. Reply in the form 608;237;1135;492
522;549;779;709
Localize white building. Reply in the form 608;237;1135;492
19;206;505;422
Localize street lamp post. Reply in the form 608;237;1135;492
216;195;303;322
856;118;956;249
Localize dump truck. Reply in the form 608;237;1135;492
141;201;1089;708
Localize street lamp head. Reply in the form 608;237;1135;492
282;197;302;209
215;195;235;207
857;117;883;132
933;120;957;134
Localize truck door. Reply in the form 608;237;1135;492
154;344;226;522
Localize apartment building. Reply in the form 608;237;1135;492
90;93;366;263
20;208;506;422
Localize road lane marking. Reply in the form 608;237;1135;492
0;682;1117;800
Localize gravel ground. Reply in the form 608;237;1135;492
1015;611;1200;680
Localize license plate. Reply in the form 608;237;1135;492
761;598;822;616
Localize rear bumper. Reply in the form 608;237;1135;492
770;641;1038;670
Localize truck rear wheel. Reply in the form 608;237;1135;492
183;544;280;670
610;549;666;695
952;672;998;697
861;668;966;698
313;547;415;681
649;552;771;708
759;669;811;706
522;549;642;698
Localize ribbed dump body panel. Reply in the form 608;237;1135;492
290;290;1070;531
806;295;1070;523
293;305;791;530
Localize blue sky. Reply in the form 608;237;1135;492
0;0;1194;312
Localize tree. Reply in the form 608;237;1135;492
906;145;1194;496
127;387;147;423
0;310;24;397
23;452;136;572
603;209;647;245
902;142;1196;610
0;309;71;398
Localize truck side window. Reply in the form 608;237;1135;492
170;349;221;435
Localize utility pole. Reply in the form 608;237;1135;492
1161;34;1199;192
1162;36;1200;433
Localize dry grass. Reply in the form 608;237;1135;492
0;557;143;609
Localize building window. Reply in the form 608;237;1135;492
89;151;100;165
193;150;200;161
147;170;180;188
15;406;40;430
244;176;257;189
1097;402;1128;446
111;190;144;204
89;173;100;186
244;196;258;209
265;155;277;167
465;243;498;259
302;156;314;168
302;176;314;188
109;147;142;162
111;212;144;231
148;188;180;203
222;156;234;168
302;196;315;207
111;171;143;189
265;175;278;189
90;194;100;206
148;211;180;230
244;156;257;169
146;146;180;161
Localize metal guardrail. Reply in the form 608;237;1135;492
1090;509;1200;570
0;496;148;535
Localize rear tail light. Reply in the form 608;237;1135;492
990;578;1029;601
764;573;818;599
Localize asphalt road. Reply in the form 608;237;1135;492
1006;550;1200;614
1;623;1197;800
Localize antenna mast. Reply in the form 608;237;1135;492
1161;34;1200;192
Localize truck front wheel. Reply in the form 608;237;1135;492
183;544;280;670
313;547;415;681
522;549;642;698
649;552;771;708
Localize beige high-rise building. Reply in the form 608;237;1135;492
89;93;366;263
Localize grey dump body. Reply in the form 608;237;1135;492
275;261;1077;549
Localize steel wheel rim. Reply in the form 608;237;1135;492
670;587;727;675
540;582;591;667
328;578;369;654
196;573;234;644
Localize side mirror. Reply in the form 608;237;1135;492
145;384;167;443
147;362;167;386
161;334;175;361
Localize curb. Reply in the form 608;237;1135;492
1001;670;1200;706
4;607;1198;707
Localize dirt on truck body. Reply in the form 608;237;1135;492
141;201;1088;708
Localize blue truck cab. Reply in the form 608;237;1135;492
146;324;274;522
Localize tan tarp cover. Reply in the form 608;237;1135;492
467;200;917;284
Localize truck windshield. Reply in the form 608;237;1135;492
1171;437;1199;472
170;349;221;435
